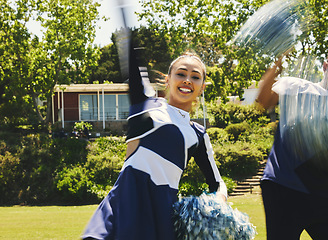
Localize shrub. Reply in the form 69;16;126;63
213;141;264;180
74;121;93;132
267;121;279;134
54;136;127;203
178;181;209;197
208;102;275;128
222;176;237;194
206;127;229;144
239;122;276;157
85;136;126;194
0;105;276;205
0;132;91;204
225;122;250;141
55;166;97;203
85;153;123;195
91;136;126;158
178;158;237;197
50;138;89;167
0;150;21;204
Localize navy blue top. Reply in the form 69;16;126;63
262;77;328;198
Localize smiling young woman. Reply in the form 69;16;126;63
82;47;227;240
166;54;206;112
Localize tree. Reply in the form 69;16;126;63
88;42;121;84
138;0;272;101
0;0;37;126
0;0;101;126
308;0;328;58
89;26;172;84
138;0;328;101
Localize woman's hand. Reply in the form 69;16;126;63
215;192;227;203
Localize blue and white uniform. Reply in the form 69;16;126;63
82;46;227;240
262;77;328;198
261;77;328;239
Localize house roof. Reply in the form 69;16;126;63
54;83;129;93
54;83;165;93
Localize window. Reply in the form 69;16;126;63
80;95;98;120
79;94;130;121
99;95;116;120
118;95;129;119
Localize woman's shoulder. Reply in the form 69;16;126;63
190;121;206;135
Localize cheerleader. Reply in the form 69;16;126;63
257;57;328;240
81;38;227;240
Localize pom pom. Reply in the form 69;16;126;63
279;84;328;170
172;192;256;240
231;0;316;58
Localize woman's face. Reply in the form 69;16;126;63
166;57;205;112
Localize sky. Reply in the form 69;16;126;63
93;0;143;46
27;0;143;47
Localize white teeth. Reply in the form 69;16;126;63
179;87;192;93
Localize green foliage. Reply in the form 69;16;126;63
83;137;126;199
0;132;127;204
55;166;96;203
88;42;121;83
179;158;237;196
206;127;229;144
0;104;276;204
54;136;126;203
221;176;237;194
0;132;88;204
0;143;21;203
138;0;273;101
0;0;101;126
206;109;276;181
178;181;209;197
214;141;264;180
208;102;273;128
179;158;208;196
74;121;93;132
225;122;250;141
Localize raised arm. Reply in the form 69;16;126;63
128;42;155;105
116;1;154;105
256;58;282;109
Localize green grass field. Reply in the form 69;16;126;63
0;194;312;240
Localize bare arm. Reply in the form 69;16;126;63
257;58;282;109
126;139;140;158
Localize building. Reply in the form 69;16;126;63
52;81;258;135
52;83;164;135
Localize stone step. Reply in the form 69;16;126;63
235;184;251;189
230;162;266;196
236;181;260;188
244;178;261;182
229;192;245;196
233;188;252;193
249;182;260;186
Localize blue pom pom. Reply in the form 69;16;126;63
231;0;316;58
172;192;256;240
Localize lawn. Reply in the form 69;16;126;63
0;205;95;240
0;194;312;240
